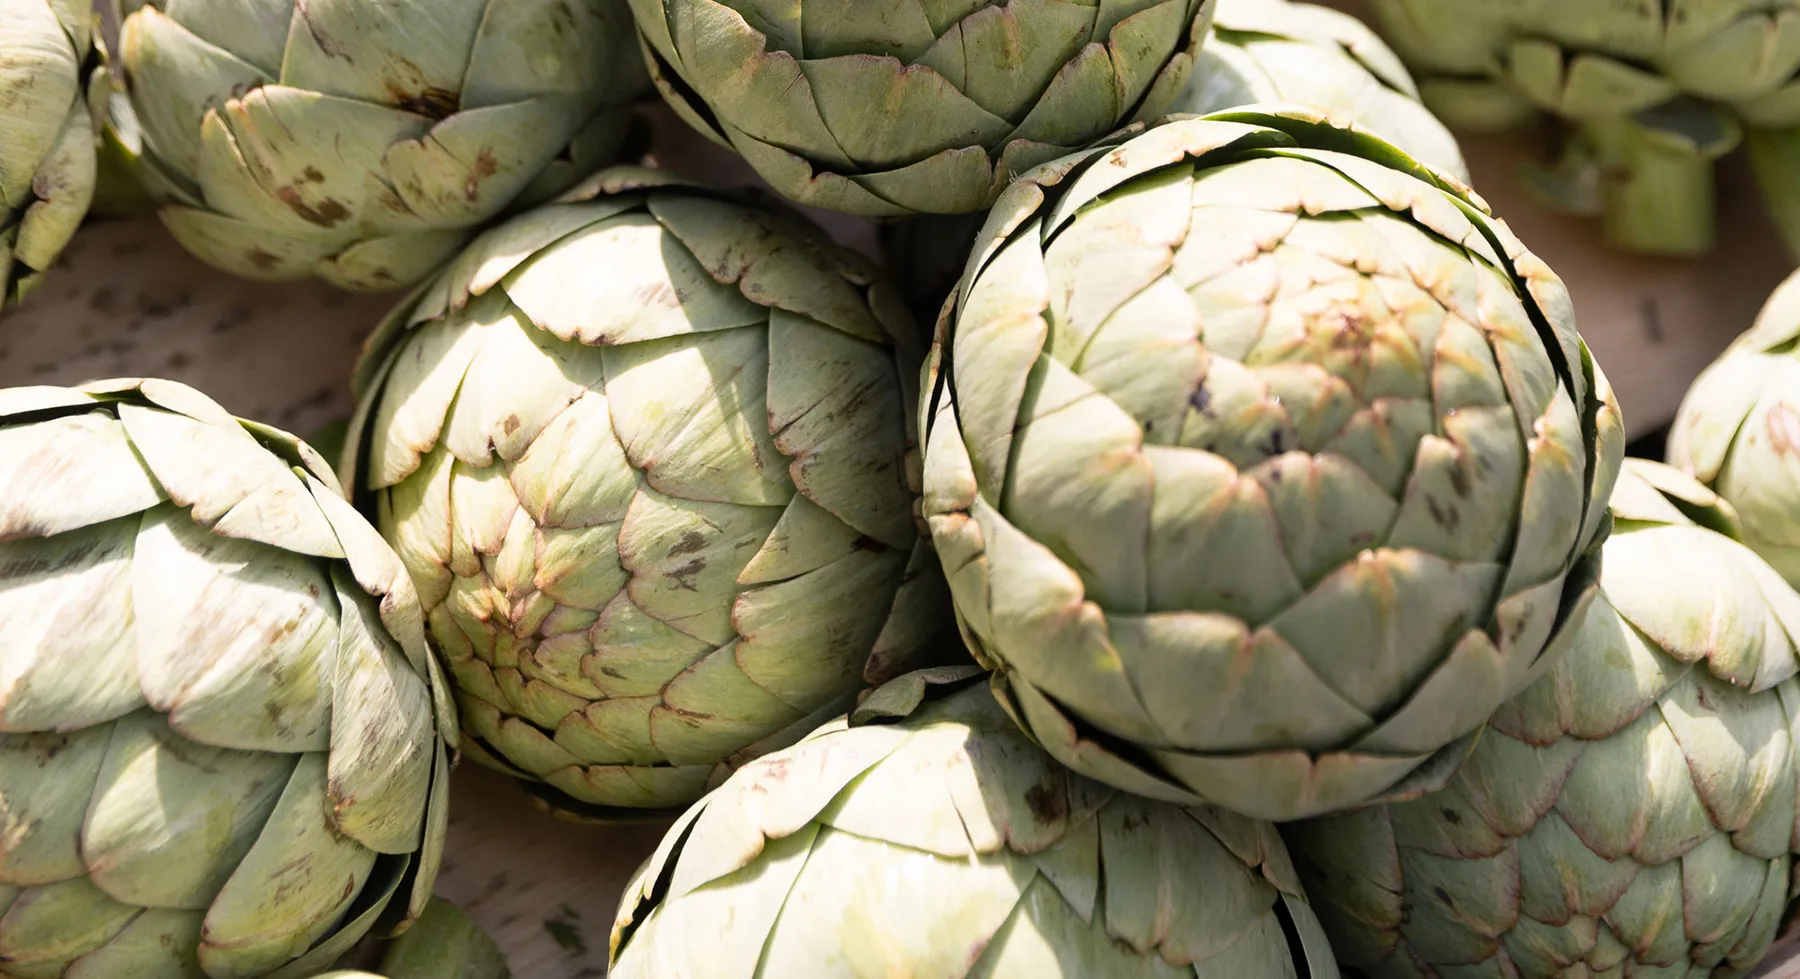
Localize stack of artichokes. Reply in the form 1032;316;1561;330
1365;0;1800;257
5;0;1800;977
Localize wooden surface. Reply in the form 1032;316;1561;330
5;43;1800;979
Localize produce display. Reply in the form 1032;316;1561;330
1287;460;1800;977
628;0;1218;216
921;107;1623;822
340;166;948;818
0;379;453;977
1;0;96;309
1364;0;1800;257
1173;0;1467;181
109;0;645;290
5;0;1800;976
610;666;1341;977
1670;267;1800;589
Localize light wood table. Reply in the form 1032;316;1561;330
4;59;1795;979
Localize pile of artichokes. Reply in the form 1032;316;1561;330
2;0;1800;977
1366;0;1800;258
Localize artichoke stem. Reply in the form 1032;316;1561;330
1587;110;1739;257
1748;126;1800;265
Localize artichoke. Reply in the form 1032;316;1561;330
1173;0;1466;182
629;0;1217;217
1366;0;1800;256
321;898;508;979
2;0;97;310
920;107;1625;823
341;166;948;818
111;0;647;291
0;379;454;977
1668;267;1800;590
609;666;1342;978
1285;459;1800;978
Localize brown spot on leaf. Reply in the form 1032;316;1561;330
246;249;282;270
1448;460;1471;497
1433;886;1455;907
1769;403;1800;457
276;187;351;228
1440;808;1462;825
1324;308;1374;351
669;532;707;557
302;166;326;183
1024;780;1067;823
503;414;521;436
465;149;499;202
1426;496;1458;532
391;85;458;120
294;0;348;59
668;558;705;591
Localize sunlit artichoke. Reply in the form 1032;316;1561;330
1285;460;1800;978
1367;0;1800;256
610;667;1342;978
1669;267;1800;590
1173;0;1466;182
629;0;1217;216
111;0;646;291
2;0;97;310
343;167;947;818
0;379;454;978
920;107;1625;822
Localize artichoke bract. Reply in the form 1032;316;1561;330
0;379;454;978
111;0;646;291
342;166;948;818
921;108;1625;823
321;898;508;979
1285;460;1800;978
1366;0;1800;256
2;0;97;310
629;0;1217;217
1173;0;1467;182
1669;268;1800;590
610;666;1342;978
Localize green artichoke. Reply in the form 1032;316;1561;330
609;666;1342;978
2;0;97;309
321;898;508;979
629;0;1217;217
111;0;646;291
1668;268;1800;591
1173;0;1467;183
0;379;454;977
1285;459;1800;978
341;166;948;818
920;107;1625;822
1366;0;1800;256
